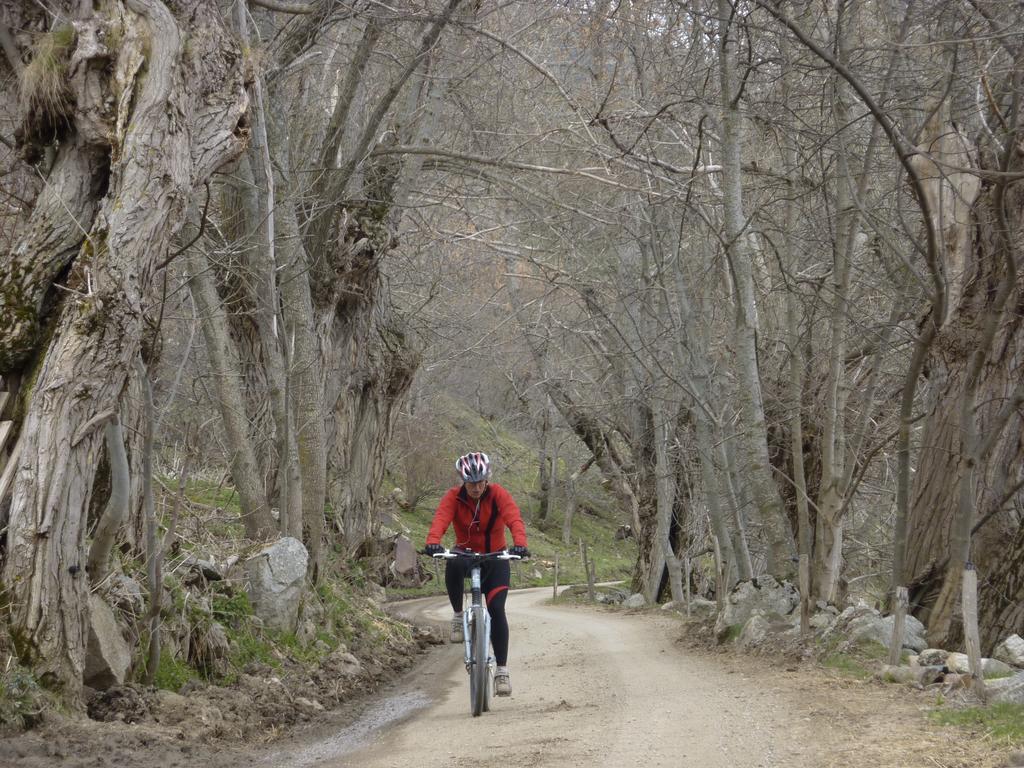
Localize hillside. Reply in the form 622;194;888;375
386;394;636;594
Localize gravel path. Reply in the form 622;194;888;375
3;588;1008;768
307;589;1006;768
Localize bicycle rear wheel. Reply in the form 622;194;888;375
469;604;488;716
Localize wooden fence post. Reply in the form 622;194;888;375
799;554;811;640
684;555;692;617
581;540;595;601
712;534;726;611
553;553;559;601
962;563;985;696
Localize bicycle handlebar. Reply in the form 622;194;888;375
421;547;522;561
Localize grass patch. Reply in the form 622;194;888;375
150;649;195;692
165;477;247;539
0;658;48;730
20;24;75;121
930;703;1024;745
208;586;281;675
317;577;412;656
821;652;873;680
720;623;743;643
819;638;894;680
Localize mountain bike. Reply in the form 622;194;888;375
428;548;521;716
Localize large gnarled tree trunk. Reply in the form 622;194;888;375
905;115;1022;651
0;0;246;701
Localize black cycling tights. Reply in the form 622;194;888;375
445;558;511;666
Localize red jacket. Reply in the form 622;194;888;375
426;482;527;554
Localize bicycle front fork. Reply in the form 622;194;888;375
464;569;491;672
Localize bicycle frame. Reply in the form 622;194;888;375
462;563;489;673
430;547;521;716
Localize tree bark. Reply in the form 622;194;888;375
1;0;246;702
905;117;1021;650
86;417;129;586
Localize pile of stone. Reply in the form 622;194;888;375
876;636;1024;703
86;537;310;691
704;576;1024;704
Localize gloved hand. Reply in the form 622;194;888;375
424;543;445;556
509;545;530;559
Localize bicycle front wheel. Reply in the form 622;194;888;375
470;604;488;716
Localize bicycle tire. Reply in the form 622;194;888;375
483;656;493;712
470;605;488;716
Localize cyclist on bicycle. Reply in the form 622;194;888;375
424;451;529;696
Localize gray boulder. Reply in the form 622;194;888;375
809;611;837;632
104;573;145;617
623;593;647;609
245;536;309;632
994;634;1024;668
84;593;131;689
987;671;1024;704
918;648;949;666
983;658;1015;678
328;648;363;677
390;535;420;585
737;612;773;649
734;610;800;650
715;576;799;636
824;603;926;652
662;598;717;617
876;665;920;685
941;653;1014;679
595;589;628;605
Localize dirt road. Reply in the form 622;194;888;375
277;589;1005;768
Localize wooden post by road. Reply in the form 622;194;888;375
581;540;595;601
799;554;811;640
962;564;985;696
553;553;559;601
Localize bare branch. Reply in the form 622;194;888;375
249;0;317;14
371;144;713;194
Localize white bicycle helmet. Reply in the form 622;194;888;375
455;451;491;483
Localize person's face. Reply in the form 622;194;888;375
465;479;487;499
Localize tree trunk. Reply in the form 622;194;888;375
536;397;552;523
86;418;130;585
185;247;275;539
0;137;106;373
562;468;580;545
666;239;739;590
716;0;795;576
321;208;420;555
1;0;246;702
905;119;1021;650
648;399;684;605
